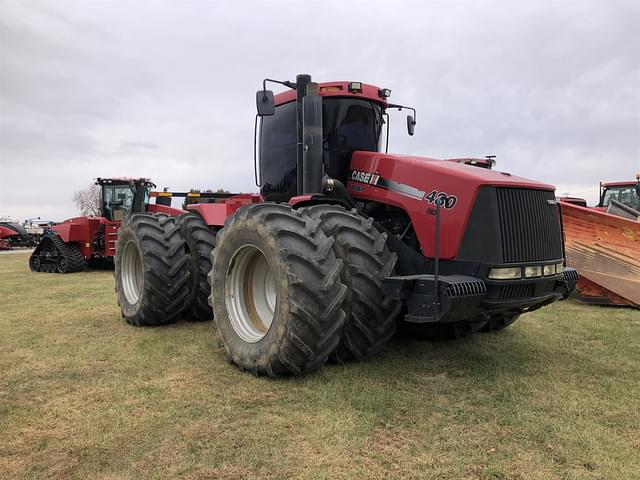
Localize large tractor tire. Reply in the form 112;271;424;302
177;212;217;321
482;314;521;332
210;203;348;377
302;205;401;363
115;213;190;326
29;234;87;273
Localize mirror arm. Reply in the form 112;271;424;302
387;103;417;124
263;78;296;92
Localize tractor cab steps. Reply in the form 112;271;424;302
104;224;119;257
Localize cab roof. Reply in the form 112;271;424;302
274;81;388;107
602;181;638;187
95;177;155;186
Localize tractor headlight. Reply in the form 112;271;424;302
524;266;542;278
488;267;522;280
543;265;556;276
555;262;564;274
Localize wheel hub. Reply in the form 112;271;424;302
225;245;277;343
121;240;144;304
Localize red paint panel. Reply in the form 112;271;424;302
187;194;262;226
147;204;185;216
288;195;314;207
275;82;387;107
0;225;16;239
348;151;555;260
52;217;97;242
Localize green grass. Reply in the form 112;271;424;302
1;252;639;479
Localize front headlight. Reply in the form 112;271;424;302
524;266;542;278
488;267;522;280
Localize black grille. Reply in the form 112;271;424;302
496;188;563;263
495;284;535;300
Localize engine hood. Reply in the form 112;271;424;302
350;152;555;191
347;151;558;260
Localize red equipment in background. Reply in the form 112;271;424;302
0;221;38;250
29;178;156;273
559;173;640;308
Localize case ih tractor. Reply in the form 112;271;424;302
29;178;155;272
596;175;640;216
114;74;578;377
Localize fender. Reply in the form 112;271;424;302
186;194;262;227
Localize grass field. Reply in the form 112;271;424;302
1;252;639;479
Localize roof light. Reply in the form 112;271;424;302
379;88;391;99
348;82;362;93
488;267;521;280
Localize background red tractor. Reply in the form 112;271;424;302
113;74;577;377
0;221;38;250
29;178;156;273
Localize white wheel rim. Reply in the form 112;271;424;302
121;240;144;305
225;245;277;343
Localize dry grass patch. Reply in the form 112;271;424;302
1;252;639;479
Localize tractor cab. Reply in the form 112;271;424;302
257;76;414;203
598;178;640;211
96;178;156;221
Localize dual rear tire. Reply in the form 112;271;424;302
115;205;402;376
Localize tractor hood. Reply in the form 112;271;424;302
347;151;558;260
349;152;555;192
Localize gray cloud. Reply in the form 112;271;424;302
1;0;638;220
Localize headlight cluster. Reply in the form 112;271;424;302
488;262;564;280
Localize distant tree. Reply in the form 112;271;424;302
182;188;231;210
73;183;102;216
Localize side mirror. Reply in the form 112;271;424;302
635;182;640;197
407;114;416;136
256;90;275;116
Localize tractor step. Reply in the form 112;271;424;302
383;274;486;323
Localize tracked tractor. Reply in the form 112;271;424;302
114;74;577;377
29;178;155;273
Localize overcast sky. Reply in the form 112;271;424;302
1;0;638;221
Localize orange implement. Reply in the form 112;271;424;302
560;202;640;308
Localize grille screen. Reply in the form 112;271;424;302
496;284;535;300
496;188;563;263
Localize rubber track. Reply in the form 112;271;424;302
302;205;401;362
29;234;87;273
210;203;348;377
50;235;87;273
115;213;191;326
177;212;216;321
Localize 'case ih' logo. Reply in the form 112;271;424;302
349;169;458;210
350;170;381;186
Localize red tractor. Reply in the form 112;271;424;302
29;178;156;273
114;74;578;377
596;175;640;218
0;221;38;250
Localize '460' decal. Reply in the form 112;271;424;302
424;190;457;209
